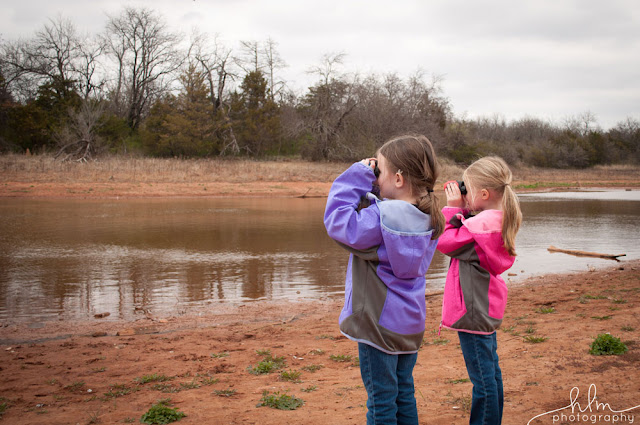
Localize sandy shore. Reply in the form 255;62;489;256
0;261;638;424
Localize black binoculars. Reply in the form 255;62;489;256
369;159;381;178
444;180;467;195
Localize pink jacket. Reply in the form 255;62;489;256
437;207;515;334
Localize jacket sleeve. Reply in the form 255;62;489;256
436;206;476;256
324;162;383;250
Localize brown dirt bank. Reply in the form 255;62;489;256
0;261;638;424
1;155;639;199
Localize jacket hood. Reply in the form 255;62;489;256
373;194;437;279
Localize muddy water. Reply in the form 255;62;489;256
1;190;639;322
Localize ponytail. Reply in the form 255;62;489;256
378;133;445;240
463;156;522;256
501;184;522;256
417;191;445;239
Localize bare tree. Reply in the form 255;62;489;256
74;34;106;100
54;100;106;161
262;37;287;102
238;40;261;74
187;30;240;155
0;15;83;100
104;7;182;130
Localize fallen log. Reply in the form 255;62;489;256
547;245;626;261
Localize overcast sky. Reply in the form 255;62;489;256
1;0;639;129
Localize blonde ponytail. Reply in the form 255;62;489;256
501;184;522;256
463;156;522;256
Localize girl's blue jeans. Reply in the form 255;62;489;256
458;331;504;425
358;343;419;425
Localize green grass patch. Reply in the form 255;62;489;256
537;306;556;314
447;378;470;384
524;336;548;344
210;352;230;358
213;389;237;397
612;298;627;304
280;369;302;383
301;385;318;393
301;364;324;373
104;383;138;399
135;374;174;384
621;326;635;332
248;351;286;375
329;354;352;363
0;398;8;418
258;391;304;410
140;399;186;424
64;381;85;393
589;334;628;356
591;315;612;321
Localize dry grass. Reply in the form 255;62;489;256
0;154;350;184
1;154;638;188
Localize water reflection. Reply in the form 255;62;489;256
0;191;638;323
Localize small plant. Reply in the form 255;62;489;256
301;385;318;393
525;326;536;334
179;380;200;390
213;389;237;397
104;383;138;399
524;336;548;344
258;391;304;410
448;378;470;384
248;352;286;375
0;399;8;418
301;364;324;373
583;294;607;300
612;299;627;304
210;352;230;358
621;326;635;332
329;354;352;363
64;381;86;393
135;374;174;384
309;349;325;355
255;349;272;356
432;336;450;346
280;369;302;383
591;315;612;321
140;399;186;424
198;376;219;386
589;334;628;356
316;334;336;340
537;306;556;314
152;383;180;393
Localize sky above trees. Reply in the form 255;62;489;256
1;0;639;130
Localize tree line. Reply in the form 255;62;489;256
1;7;638;167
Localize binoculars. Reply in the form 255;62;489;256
444;180;467;195
369;159;381;178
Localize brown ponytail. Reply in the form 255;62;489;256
378;134;445;239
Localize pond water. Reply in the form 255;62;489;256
1;190;639;323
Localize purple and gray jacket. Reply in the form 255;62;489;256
324;163;439;354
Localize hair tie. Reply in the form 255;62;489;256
426;189;433;193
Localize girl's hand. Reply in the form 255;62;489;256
444;182;465;208
360;158;377;172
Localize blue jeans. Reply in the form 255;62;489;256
358;343;419;425
458;332;504;425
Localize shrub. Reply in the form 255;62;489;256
258;391;304;410
589;334;628;356
140;399;186;424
